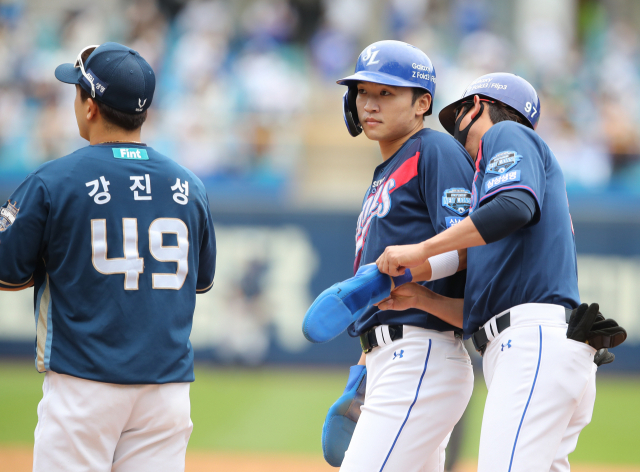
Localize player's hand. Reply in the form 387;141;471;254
376;283;432;312
376;243;429;277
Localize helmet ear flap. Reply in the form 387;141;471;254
343;87;362;137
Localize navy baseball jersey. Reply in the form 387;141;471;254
0;144;216;384
348;128;475;336
464;121;580;335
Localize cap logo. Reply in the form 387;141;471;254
136;98;147;112
361;46;380;66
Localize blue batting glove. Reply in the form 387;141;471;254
302;264;412;343
322;365;367;467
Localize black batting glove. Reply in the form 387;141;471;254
587;316;627;350
566;303;599;343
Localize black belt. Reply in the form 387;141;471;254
360;325;403;353
472;308;572;355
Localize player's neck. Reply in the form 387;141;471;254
87;121;143;146
378;121;423;161
468;120;495;160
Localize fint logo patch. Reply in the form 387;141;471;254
113;148;149;160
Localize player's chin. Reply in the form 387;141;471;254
362;122;387;140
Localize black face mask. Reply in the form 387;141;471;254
454;102;484;147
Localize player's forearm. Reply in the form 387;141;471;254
421;217;485;260
407;259;432;282
414;287;464;328
458;249;467;271
409;248;468;283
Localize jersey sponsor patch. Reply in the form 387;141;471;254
0;201;19;232
445;216;463;228
485;170;521;192
486;150;522;174
113;148;149;160
442;188;472;215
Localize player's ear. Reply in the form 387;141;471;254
86;97;99;122
416;92;431;118
467;95;483;120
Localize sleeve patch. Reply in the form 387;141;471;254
486;151;522;175
445;216;464;228
442;188;472;215
485;170;521;192
0;201;19;232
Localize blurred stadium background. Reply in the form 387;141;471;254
0;0;639;470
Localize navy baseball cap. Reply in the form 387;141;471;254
55;42;155;114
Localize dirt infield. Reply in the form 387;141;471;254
2;447;639;472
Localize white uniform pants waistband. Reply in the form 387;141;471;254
484;303;568;333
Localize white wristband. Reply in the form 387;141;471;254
428;250;459;281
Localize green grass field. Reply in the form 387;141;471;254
0;362;638;464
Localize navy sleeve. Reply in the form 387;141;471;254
419;134;475;233
196;198;216;294
0;173;50;290
478;122;546;214
470;189;536;244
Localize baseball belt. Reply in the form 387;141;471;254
360;325;403;353
472;308;572;355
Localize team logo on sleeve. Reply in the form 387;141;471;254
442;188;472;215
486;151;522;174
0;201;19;232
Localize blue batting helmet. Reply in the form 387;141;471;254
337;40;437;137
439;73;540;135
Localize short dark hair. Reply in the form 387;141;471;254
78;86;147;131
411;87;429;106
77;48;147;131
486;101;529;128
412;88;431;120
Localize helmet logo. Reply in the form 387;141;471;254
361;46;380;66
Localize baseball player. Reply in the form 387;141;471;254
376;73;627;471
313;40;477;472
0;42;216;471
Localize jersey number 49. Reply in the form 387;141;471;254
91;218;188;290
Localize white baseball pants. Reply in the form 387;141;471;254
33;371;193;472
477;303;597;472
341;327;474;472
